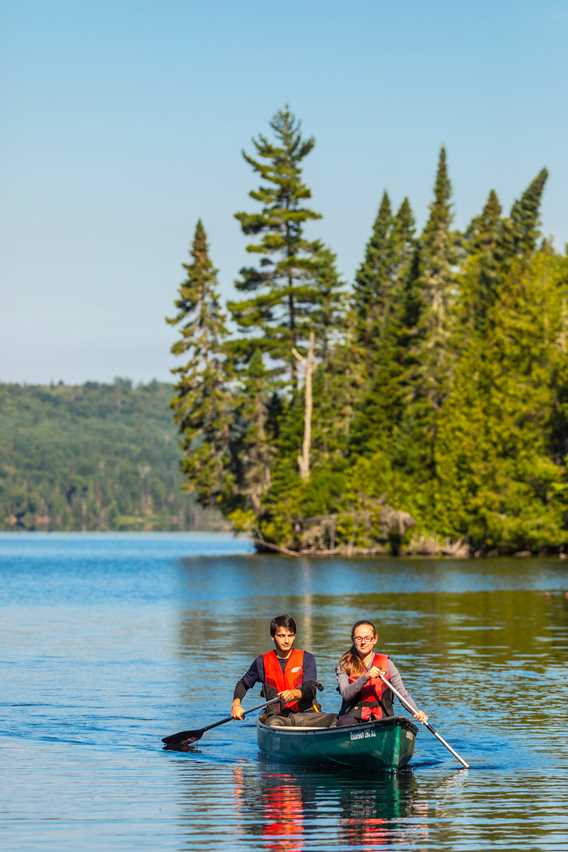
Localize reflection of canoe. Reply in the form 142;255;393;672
257;716;418;771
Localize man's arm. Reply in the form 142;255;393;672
231;657;262;719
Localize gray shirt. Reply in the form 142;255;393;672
336;656;416;711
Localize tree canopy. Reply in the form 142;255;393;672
168;109;567;555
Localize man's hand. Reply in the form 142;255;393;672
278;689;301;703
231;699;245;720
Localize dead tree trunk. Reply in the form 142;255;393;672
293;332;316;481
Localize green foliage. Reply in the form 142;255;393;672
0;381;220;531
168;111;567;555
501;168;549;261
168;221;234;508
435;253;568;551
228;105;342;392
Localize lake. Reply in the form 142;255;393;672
1;532;567;850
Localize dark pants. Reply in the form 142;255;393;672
262;712;337;728
335;714;363;727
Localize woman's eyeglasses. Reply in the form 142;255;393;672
353;635;375;644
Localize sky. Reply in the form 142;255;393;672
2;0;567;384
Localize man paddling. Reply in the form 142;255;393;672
231;615;332;727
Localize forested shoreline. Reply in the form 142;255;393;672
169;106;568;557
0;380;221;531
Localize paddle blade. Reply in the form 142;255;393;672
162;729;203;748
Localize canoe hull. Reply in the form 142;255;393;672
257;715;417;771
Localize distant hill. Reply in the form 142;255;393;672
0;379;224;531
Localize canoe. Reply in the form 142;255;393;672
257;715;418;771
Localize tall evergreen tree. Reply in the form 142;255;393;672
349;198;419;455
228;106;329;392
353;191;394;345
500;168;549;261
401;147;457;473
167;221;233;507
310;246;347;362
459;189;504;334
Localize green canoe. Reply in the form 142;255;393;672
257;715;418;771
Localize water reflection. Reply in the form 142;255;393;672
230;764;427;850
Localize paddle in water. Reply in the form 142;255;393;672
378;672;470;769
162;697;281;749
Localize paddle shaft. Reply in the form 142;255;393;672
378;672;470;769
162;696;280;745
198;697;280;735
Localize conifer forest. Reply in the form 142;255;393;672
170;107;568;557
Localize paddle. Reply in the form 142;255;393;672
378;672;470;769
162;697;281;749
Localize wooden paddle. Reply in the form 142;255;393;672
162;697;281;749
378;672;470;769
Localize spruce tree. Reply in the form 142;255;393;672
167;220;233;507
500;168;549;262
459;189;504;334
352;191;394;345
400;147;457;474
310;245;347;362
349;197;419;455
229;106;329;392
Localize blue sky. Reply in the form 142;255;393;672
2;1;567;383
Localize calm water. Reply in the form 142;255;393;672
1;533;568;850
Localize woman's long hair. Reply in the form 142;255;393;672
339;620;378;677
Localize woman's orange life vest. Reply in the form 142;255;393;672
348;652;391;721
262;649;305;712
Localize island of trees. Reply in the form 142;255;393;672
168;106;568;557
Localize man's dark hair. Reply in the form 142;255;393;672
270;614;297;636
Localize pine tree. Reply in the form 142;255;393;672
310;246;347;362
167;221;233;507
500;168;549;262
349;198;419;455
401;147;457;473
352;191;394;345
228;106;329;393
459;189;504;334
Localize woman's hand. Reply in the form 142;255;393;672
278;688;301;703
413;709;428;724
367;666;386;680
231;699;246;720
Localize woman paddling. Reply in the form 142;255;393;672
336;620;428;727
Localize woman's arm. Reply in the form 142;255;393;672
387;660;428;723
336;666;367;703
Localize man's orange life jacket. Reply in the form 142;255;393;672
262;649;304;713
347;652;392;721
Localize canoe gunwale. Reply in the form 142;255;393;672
257;715;418;737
